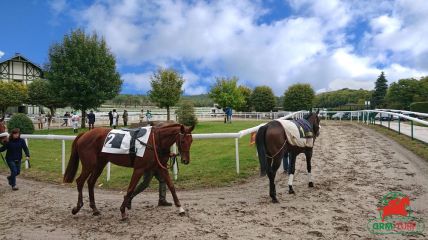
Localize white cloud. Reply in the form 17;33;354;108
121;72;152;93
74;0;428;95
0;50;4;59
49;0;67;15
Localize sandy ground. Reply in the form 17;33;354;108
1;121;427;240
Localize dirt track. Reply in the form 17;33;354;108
1;122;427;239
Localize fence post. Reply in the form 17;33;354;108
398;117;401;134
107;162;111;181
25;139;29;169
62;140;65;175
411;120;414;140
173;143;178;180
388;114;390;129
235;138;240;174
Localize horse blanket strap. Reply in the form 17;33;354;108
275;119;314;148
291;119;313;138
101;127;152;163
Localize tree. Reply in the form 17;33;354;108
0;81;28;115
250;86;276;112
27;79;67;116
148;68;184;121
208;77;244;110
283;83;315;111
386;78;422;110
176;101;198;126
46;29;122;128
371;72;388;108
236;86;252;112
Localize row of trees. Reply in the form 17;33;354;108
208;77;315;112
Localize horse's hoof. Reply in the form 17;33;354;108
272;198;279;203
179;211;186;216
93;211;101;216
308;182;314;188
121;213;128;221
289;189;295;194
71;207;79;215
126;203;132;210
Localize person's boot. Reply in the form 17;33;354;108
12;186;19;191
158;199;172;207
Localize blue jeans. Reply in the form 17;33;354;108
6;159;21;187
283;152;289;173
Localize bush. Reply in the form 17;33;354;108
7;113;35;134
410;102;428;113
176;101;198;126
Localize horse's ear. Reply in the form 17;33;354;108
189;125;195;132
0;116;4;122
180;124;185;133
316;109;320;114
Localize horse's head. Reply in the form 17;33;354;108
305;110;321;137
0;117;9;145
176;124;195;165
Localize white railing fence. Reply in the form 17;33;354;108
20;111;308;182
320;109;428;143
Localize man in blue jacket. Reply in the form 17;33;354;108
0;128;30;190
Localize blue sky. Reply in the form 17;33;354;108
1;0;427;95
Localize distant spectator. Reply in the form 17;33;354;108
71;112;80;133
112;109;118;129
139;109;145;124
108;111;113;127
0;128;30;191
61;112;70;127
47;113;52;129
123;110;128;127
87;110;96;130
37;114;44;129
225;107;233;124
146;110;152;124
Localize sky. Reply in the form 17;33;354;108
1;0;427;95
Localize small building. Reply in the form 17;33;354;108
0;53;43;114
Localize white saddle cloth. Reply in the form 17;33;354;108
275;119;314;148
101;126;152;157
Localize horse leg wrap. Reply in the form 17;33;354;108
307;173;312;183
288;174;294;186
178;206;185;215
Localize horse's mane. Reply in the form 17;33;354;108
155;123;182;129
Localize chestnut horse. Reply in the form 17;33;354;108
255;111;320;203
63;123;194;220
0;117;8;144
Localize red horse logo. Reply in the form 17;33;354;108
378;196;410;221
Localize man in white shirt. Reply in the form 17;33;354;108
71;112;80;133
112;109;118;129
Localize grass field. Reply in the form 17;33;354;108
369;124;428;161
0;121;266;190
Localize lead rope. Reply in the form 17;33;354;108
152;133;168;170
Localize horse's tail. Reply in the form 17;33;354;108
256;124;270;177
63;133;85;183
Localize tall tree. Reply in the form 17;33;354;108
0;82;28;115
236;86;252;112
27;79;67;116
283;83;315;111
208;77;244;109
250;86;276;112
47;29;122;128
148;68;184;120
386;78;422;110
371;72;388;108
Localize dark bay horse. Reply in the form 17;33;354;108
255;111;320;203
63;123;194;220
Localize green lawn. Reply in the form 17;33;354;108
0;121;266;190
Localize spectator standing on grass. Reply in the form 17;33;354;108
61;112;70;127
146;110;152;124
108;111;113;127
71;112;80;133
0;128;30;191
139;109;145;124
37;113;44;129
112;109;118;129
87;110;96;130
123;110;128;127
226;107;233;124
47;112;52;129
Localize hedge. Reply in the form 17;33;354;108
7;113;35;134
